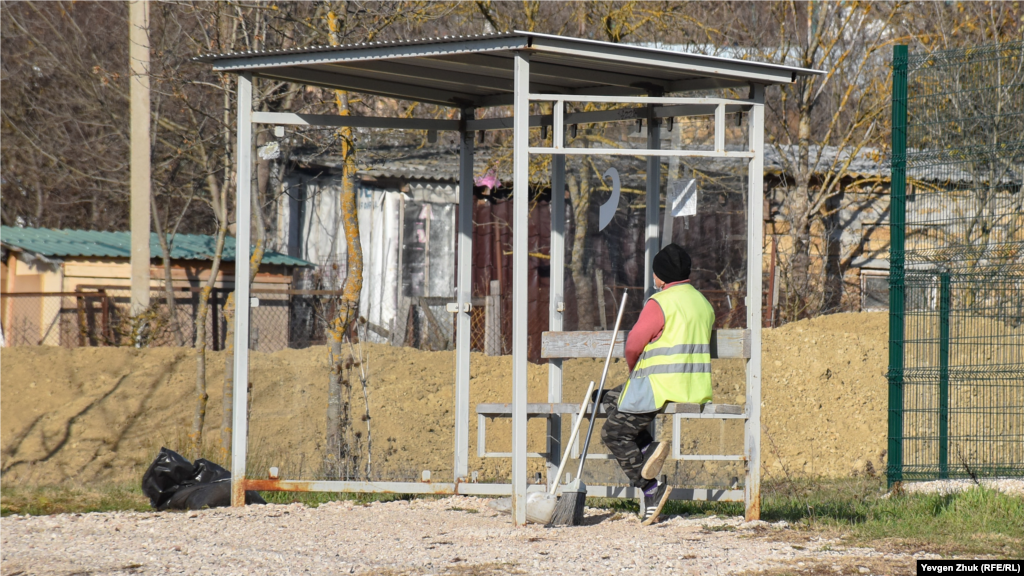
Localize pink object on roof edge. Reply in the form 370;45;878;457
474;169;500;190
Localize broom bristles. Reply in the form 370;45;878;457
548;480;586;526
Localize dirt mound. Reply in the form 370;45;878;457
760;312;890;480
1;312;890;487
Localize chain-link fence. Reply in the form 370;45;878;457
888;41;1024;483
1;287;346;352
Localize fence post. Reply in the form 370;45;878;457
75;290;87;347
764;237;778;327
938;271;951;479
485;279;501;356
887;45;909;488
390;295;411;347
101;290;111;344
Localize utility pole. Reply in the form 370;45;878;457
129;0;151;317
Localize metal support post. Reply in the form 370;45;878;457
938;270;951;479
643;101;663;442
644;104;662;299
663;126;684;250
511;51;530;526
552;100;565;151
744;83;765;521
454;107;475;481
547;102;566;491
887;45;909;487
231;72;253;507
714;103;726;153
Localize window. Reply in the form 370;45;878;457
861;271;890;311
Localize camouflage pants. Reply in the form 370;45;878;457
599;385;658;487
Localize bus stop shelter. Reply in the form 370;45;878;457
200;32;822;526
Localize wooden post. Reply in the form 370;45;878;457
391;295;411;347
418;297;448;351
101;290;111;344
485;279;501;356
423;206;432;292
771;238;780;327
3;255;18;342
397;195;405;300
75;290;87;347
764;236;777;328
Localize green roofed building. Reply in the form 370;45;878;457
1;227;312;350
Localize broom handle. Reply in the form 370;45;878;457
575;292;629;481
548;380;595;496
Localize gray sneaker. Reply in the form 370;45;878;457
640;441;670;480
641;478;672;526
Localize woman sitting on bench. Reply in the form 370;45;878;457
600;244;715;526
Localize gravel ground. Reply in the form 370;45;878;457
900;479;1024;497
1;496;928;576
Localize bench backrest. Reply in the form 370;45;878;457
540;329;751;359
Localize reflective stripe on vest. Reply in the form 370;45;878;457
640;343;711;357
617;283;715;414
631;362;712;379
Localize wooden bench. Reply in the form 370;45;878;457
475;329;750;461
540;328;752;359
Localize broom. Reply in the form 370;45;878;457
524;380;594;524
549;292;629;526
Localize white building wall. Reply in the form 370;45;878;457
276;172;458;345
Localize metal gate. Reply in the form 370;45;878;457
888;42;1024;483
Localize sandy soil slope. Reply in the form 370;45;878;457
1;312;890;486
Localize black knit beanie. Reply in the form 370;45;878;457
652;244;691;283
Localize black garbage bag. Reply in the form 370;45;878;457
141;447;266;511
141;448;194;508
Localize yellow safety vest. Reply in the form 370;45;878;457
617;283;715;413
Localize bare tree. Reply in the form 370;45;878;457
1;2;131;229
5;0;1016;468
723;3;907;314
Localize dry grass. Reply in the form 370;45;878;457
0;483;150;516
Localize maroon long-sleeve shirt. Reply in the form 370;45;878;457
624;280;690;371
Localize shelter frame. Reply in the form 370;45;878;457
204;32;820;526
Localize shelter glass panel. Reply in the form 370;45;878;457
550;150;752;492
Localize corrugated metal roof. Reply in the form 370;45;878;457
198;31;823;108
292;152;461;183
0;227;312;267
197;32;525;63
764;145;890;179
313;142;875;184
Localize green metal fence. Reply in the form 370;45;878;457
888;42;1024;484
